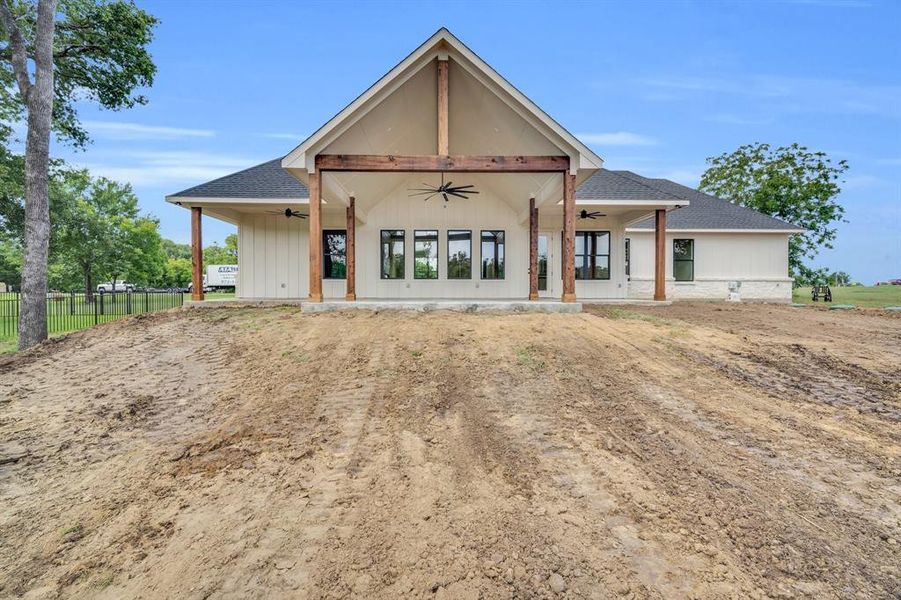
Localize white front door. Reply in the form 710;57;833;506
538;232;554;298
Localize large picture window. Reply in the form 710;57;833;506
414;230;439;279
447;230;472;279
673;239;694;281
480;230;505;279
322;230;346;279
380;230;405;279
574;231;610;280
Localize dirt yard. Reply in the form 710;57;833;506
0;302;898;599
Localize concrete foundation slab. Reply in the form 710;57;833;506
300;299;582;313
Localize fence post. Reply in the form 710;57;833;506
99;291;104;317
70;291;75;315
144;291;149;313
126;291;132;315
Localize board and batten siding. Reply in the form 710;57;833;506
234;190;630;300
626;231;793;301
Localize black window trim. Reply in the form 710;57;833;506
413;229;440;280
480;229;506;280
322;229;347;280
570;230;611;281
380;228;405;280
446;229;472;280
673;238;695;282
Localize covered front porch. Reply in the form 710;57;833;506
169;29;682;305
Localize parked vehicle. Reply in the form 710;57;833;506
187;277;213;294
206;265;238;290
96;280;136;292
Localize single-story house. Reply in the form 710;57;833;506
167;28;801;304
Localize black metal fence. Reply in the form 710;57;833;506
0;290;184;340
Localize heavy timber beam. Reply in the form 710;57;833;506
561;173;576;303
191;207;204;302
308;168;323;302
316;154;569;173
529;198;538;301
346;197;356;301
654;209;667;301
437;59;449;155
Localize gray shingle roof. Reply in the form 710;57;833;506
612;171;800;230
576;169;684;201
168;160;799;231
170;158;308;199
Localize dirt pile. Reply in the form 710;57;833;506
1;303;898;598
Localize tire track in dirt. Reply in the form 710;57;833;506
571;312;900;598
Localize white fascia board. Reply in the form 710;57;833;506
576;199;688;207
624;227;804;234
165;196;309;205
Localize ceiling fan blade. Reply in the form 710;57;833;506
450;184;476;190
422;192;439;202
446;190;471;199
447;186;478;195
442;192;450;202
409;190;438;196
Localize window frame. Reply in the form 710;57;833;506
380;229;406;280
480;230;505;280
446;229;472;280
321;229;347;280
571;230;611;281
673;238;694;282
624;237;631;278
413;229;440;280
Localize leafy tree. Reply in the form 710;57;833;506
700;143;848;283
161;238;191;260
0;0;158;349
828;270;852;287
55;175;163;301
203;233;238;267
160;256;191;288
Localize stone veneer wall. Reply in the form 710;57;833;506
627;278;793;302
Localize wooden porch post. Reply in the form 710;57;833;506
346;196;356;301
561;172;576;303
654;208;667;301
437;58;449;155
529;197;538;300
308;167;323;302
191;206;204;302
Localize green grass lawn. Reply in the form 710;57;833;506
184;291;235;302
793;285;901;308
1;291;188;351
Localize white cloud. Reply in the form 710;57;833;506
82;120;215;140
75;150;263;187
576;131;659;146
260;132;304;140
636;75;901;119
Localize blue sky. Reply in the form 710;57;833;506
48;0;900;283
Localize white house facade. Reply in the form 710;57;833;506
167;29;800;304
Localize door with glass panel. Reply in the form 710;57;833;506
538;233;553;297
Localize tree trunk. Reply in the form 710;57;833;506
15;0;57;350
84;264;93;304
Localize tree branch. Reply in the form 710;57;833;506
0;0;34;102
